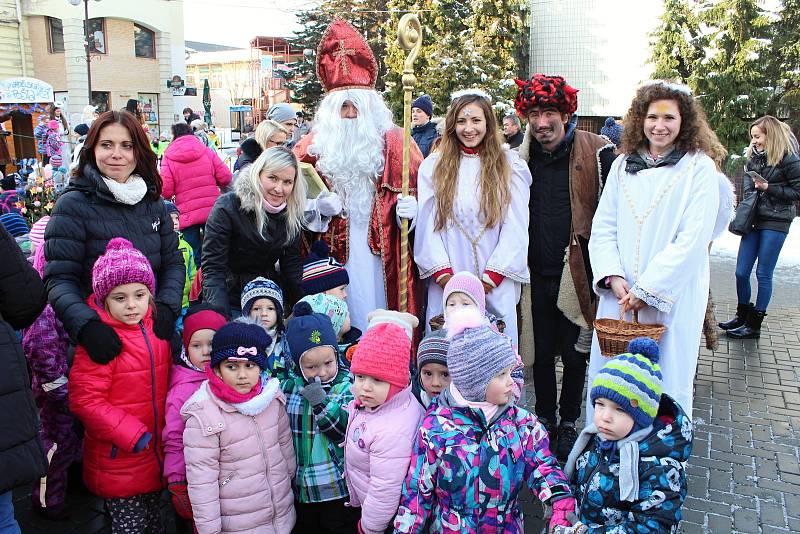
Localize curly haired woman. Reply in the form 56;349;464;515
587;81;734;420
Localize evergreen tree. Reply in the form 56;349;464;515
649;0;704;81
772;0;800;133
694;0;772;155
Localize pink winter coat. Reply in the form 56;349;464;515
344;386;424;534
163;364;205;483
182;379;296;534
161;135;232;229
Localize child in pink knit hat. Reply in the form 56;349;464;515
345;310;424;534
68;238;171;532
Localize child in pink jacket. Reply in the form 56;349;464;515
163;304;226;524
344;310;425;534
182;320;296;534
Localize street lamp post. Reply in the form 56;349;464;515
67;0;101;105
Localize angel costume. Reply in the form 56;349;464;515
587;151;734;419
414;149;532;344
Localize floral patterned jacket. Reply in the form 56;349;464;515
393;391;571;533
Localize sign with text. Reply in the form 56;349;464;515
0;77;54;104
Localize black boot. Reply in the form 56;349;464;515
727;310;766;339
719;303;753;330
555;421;578;463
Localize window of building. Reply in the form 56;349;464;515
84;18;106;54
47;17;64;53
91;91;110;113
134;24;156;59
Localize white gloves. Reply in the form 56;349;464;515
396;194;418;221
316;192;343;217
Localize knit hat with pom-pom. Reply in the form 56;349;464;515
446;307;517;402
600;116;623;147
210;320;271;370
92;238;156;306
590;337;663;430
302;240;349;295
285;301;339;368
351;319;412;402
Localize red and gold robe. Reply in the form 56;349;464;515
293;126;424;324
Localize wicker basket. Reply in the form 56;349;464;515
429;313;505;333
593;309;666;357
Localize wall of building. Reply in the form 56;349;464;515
529;0;662;118
0;0;34;79
23;0;185;128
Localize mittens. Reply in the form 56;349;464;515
168;481;193;520
78;319;122;364
549;497;577;529
153;302;177;340
300;377;327;406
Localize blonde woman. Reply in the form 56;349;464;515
233;120;290;175
414;90;532;344
203;146;307;316
721;116;800;338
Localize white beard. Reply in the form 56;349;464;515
309;89;394;222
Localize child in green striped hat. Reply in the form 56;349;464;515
556;337;693;533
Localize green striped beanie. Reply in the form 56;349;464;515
590;337;663;429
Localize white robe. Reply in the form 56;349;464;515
414;150;532;344
586;152;734;420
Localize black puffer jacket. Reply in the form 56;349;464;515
0;225;48;491
202;172;303;317
44;165;184;341
744;151;800;233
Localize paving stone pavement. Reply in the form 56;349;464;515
12;258;800;533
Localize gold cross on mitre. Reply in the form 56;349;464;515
333;39;355;75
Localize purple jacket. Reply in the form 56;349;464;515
160;135;232;229
22;248;69;401
163;364;205;483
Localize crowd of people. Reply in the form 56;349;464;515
1;17;799;534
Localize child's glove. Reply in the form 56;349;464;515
168;481;193;520
549;497;577;529
133;432;152;453
300;377;327;406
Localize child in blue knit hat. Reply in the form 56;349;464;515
241;277;288;378
556;337;693;533
280;301;358;532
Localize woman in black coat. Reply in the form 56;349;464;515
720;116;800;338
202;146;306;316
44;111;185;363
0;224;48;527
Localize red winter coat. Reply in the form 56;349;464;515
69;297;170;499
161;134;232;229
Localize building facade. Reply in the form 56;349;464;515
528;0;662;128
23;0;185;132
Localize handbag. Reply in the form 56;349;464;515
728;190;760;236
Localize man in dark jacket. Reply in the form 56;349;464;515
411;94;438;158
503;115;524;149
0;225;48;529
183;107;200;125
515;74;616;461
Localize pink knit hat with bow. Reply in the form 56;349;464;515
92;238;156;305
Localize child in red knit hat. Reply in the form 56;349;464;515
345;310;424;534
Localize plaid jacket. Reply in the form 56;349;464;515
281;368;353;503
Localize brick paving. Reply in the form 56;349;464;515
12;257;800;533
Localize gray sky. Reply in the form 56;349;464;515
184;0;318;48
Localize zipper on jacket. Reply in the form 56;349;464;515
139;323;164;473
250;416;279;530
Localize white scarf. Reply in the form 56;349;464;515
102;174;148;205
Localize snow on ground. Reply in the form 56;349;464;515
711;218;800;266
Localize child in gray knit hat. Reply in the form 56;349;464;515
411;330;450;408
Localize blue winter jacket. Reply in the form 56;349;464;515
411;121;438;158
564;395;692;533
